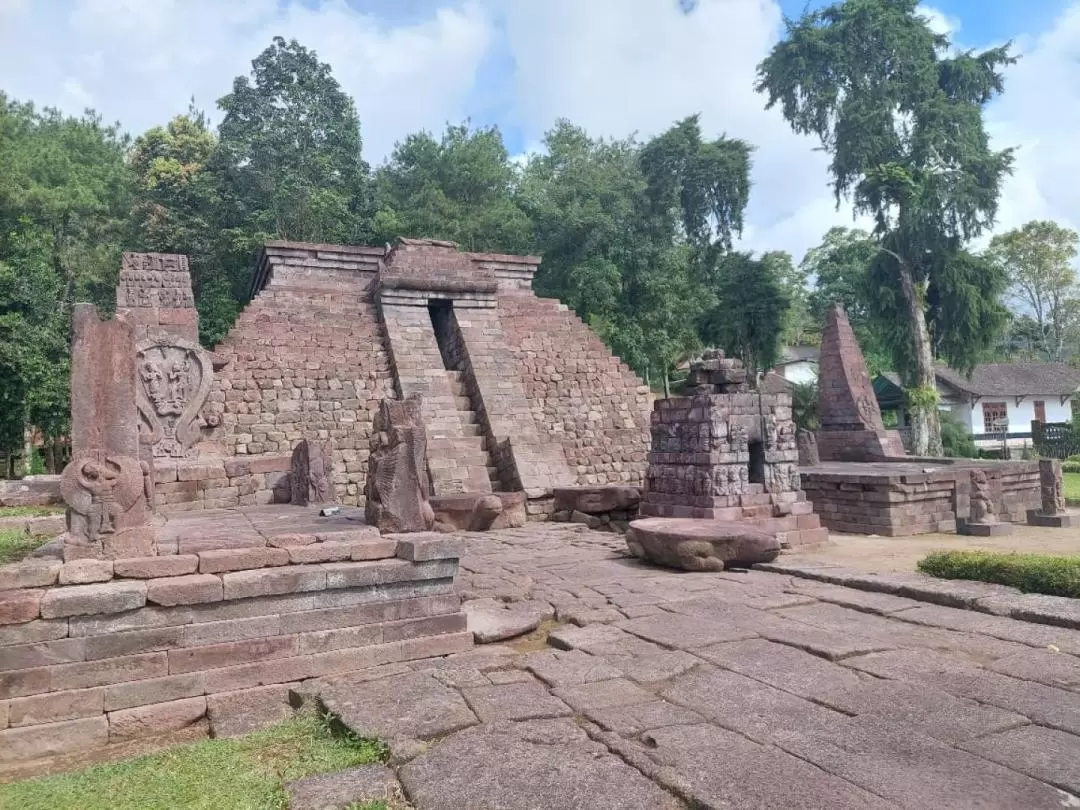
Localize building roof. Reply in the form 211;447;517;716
935;363;1080;397
778;345;820;364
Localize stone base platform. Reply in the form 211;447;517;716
801;460;1041;537
0;505;470;776
1027;510;1075;528
958;521;1014;537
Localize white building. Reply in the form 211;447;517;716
935;364;1080;439
772;346;820;386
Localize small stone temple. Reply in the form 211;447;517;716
142;239;649;518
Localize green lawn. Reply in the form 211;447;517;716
0;529;52;565
0;505;64;519
1065;472;1080;505
0;710;390;810
918;550;1080;599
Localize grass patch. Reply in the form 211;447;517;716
1065;472;1080;505
0;709;390;810
0;529;52;564
0;505;64;518
918;550;1080;599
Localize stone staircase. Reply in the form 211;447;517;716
446;369;501;491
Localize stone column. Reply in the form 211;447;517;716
60;304;156;560
1028;458;1073;528
958;468;1012;536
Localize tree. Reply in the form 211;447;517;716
757;0;1014;455
986;220;1080;362
128;108;240;345
763;250;813;348
701;251;790;375
803;226;892;372
373;123;533;253
215;37;369;246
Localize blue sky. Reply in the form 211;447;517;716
0;0;1077;262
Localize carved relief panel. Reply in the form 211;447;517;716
135;337;213;458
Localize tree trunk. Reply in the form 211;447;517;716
897;261;942;456
662;368;671;399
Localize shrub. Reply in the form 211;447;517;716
918;550;1080;599
1063;461;1080;474
940;410;977;458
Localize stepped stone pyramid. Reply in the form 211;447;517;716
189;238;651;508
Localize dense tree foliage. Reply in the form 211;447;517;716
757;0;1014;455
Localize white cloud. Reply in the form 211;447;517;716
0;0;1078;266
0;0;492;160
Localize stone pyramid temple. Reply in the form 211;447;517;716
126;239;651;515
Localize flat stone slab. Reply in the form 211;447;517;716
463;598;553;643
627;518;780;571
522;648;624;687
460;679;573;722
643;722;893;809
962;724;1080;795
286;764;401;810
398;720;682;810
319;670;477;743
585;700;704;736
618;612;758;649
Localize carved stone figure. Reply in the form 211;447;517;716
626;518;780;571
969;469;997;525
763;414;778;449
730;424;749;454
777;421;796;451
767;463;789;494
797;429;820;466
291;439;335;506
1039;458;1066;516
135;337;214;458
61;452;154;558
365;394;435;533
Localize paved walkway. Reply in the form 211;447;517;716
314;523;1080;809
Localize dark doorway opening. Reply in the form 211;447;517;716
428;299;458;371
748;440;765;484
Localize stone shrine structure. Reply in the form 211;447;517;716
816;303;905;461
636;352;826;549
60;304;155;560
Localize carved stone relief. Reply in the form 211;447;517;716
136;337;213;458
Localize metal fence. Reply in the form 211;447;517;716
1032;420;1080;459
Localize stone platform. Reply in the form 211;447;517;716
802;460;1042;536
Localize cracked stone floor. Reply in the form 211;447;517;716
312;523;1080;810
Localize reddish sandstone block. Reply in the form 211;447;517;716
287;542;354;564
0;638;85;673
205;684;295;738
221;566;326;600
201;656;314;694
0;560;61;591
103;673;205;712
168;636;299;675
58;559;113;585
0;715;108;763
147;575;223;606
8;686;104;727
0;589;42;625
113;555;199;579
266;533;318;548
50;652;168;693
84;626;184;660
382;612;467;643
40;581;147;619
108;696;207;743
315;528;381;544
180;615;281;647
0;619;68;648
393;534;465;562
198;547;289;574
348;538;399;561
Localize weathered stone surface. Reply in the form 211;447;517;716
320;670;477;742
290;439;335;507
58;559;113;585
553;678;652;712
618;612;757;649
431;493;504;532
627;518;780;571
461;680;572;722
286;764;401;810
797;428;820;466
399;720;681;810
197;547;289;574
522;648;623;687
815;303;905;461
585;700;703;736
644;722;894;809
146;574;223;606
394;534;465;561
206;684;295;738
464;598;552;643
0;560;61;591
107;696;206;742
365;395;435;533
553;486;641;515
113;555;199;579
0;715;109;763
40;580;147;618
135;335;215;460
962;724;1080;795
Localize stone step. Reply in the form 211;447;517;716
451;382;469;396
462;424;483;438
459;411;478;425
455;396;472;410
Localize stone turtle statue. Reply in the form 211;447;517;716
626;518;780;572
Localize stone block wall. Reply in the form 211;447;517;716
498;296;651;486
206;244;395;506
115;252;198;343
0;533;469;773
801;461;1041;536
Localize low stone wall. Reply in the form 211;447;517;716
801;460;1041;536
0;476;62;508
0;532;470;773
153;456;293;513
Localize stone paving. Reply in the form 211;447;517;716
310;523;1080;809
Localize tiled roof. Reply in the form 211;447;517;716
935;363;1080;397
